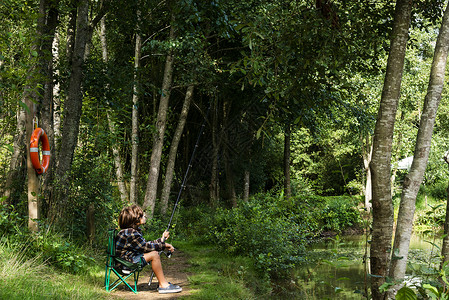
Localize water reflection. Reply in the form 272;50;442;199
288;234;440;299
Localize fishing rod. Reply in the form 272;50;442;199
161;101;212;246
149;102;211;286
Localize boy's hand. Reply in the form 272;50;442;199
165;243;175;253
162;230;170;241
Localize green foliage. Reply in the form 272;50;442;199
209;196;305;277
207;192;362;278
396;286;418;300
414;203;446;232
174;205;215;243
321;196;362;232
0;239;110;299
32;232;95;274
0;203;25;236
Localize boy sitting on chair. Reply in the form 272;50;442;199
116;204;182;294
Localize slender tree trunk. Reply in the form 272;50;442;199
363;136;372;212
284;123;291;199
441;152;449;265
130;5;142;204
224;152;237;207
26;103;39;232
389;4;449;296
222;99;236;207
390;112;405;197
100;17;129;203
143;22;175;216
66;1;76;63
53;32;61;141
243;169;250;202
39;0;58;157
3;109;26;203
86;202;95;244
210;97;220;205
370;0;412;298
23;0;53;231
160;85;194;215
50;0;89;223
39;0;59;216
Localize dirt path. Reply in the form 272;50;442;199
111;250;192;299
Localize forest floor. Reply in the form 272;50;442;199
111;249;192;299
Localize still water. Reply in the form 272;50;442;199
285;234;440;299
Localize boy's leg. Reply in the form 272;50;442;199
144;251;169;288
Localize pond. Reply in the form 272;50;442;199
279;234;442;299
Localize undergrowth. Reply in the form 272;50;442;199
0;238;111;300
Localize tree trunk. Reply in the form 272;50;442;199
363;136;372;212
284;123;292;199
50;0;89;223
160;85;194;215
3;108;26;203
210;98;220;205
53;32;62;141
39;0;59;215
369;0;412;298
441;152;449;266
225;152;237;207
222;99;236;207
243;169;250;202
66;1;77;63
130;5;142;204
389;3;449;295
86;202;95;244
100;17;129;203
23;0;53;231
26;107;39;232
143;22;175;216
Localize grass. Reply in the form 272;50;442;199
0;235;273;300
0;240;114;300
176;240;272;299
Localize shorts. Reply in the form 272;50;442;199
132;253;148;266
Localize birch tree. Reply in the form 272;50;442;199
389;3;449;295
99;17;129;203
369;0;412;298
441;151;449;265
143;20;175;216
130;4;142;205
160;85;194;215
50;0;107;223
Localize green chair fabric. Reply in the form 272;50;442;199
104;228;145;294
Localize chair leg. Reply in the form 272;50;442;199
105;267;113;292
149;271;155;286
109;269;139;294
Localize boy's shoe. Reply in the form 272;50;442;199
158;282;182;294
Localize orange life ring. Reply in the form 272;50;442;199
30;128;51;175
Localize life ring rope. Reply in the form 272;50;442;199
30;128;51;175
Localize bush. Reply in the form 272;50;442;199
0;203;25;236
30;232;96;274
176;192;363;279
210;199;306;278
426;181;448;201
414;203;446;231
320;196;362;232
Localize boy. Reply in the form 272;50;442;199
116;204;182;294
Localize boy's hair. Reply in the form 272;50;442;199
118;204;144;229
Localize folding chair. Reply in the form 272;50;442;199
104;228;145;294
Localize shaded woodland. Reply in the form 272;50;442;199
3;0;449;298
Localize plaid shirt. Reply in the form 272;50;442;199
116;227;165;262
